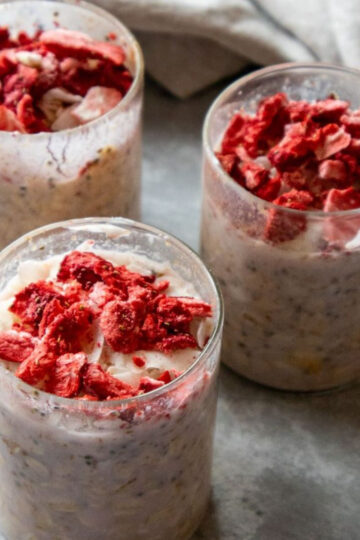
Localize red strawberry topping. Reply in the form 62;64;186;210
0;251;212;400
217;92;360;243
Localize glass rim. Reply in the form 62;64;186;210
0;0;144;140
0;217;224;409
203;62;360;219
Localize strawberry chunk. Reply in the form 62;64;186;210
57;251;115;290
311;99;349;123
0;104;25;132
44;302;93;355
220;113;247;154
312;124;351;160
318;159;349;188
3;63;38;108
240;161;269;191
156;333;198;353
255;175;281;202
157;369;182;384
82;363;135;399
0;331;36;363
71;86;122;124
16;94;49;133
46;352;87;398
324;187;360;212
132;355;145;368
10;281;64;332
39;29;125;66
265;189;314;243
323;187;360;245
100;299;143;354
341;112;360;137
138;376;165;393
16;341;56;384
38;298;65;338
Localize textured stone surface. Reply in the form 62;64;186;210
143;77;360;540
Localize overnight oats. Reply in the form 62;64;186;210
0;217;223;540
201;64;360;391
0;1;143;248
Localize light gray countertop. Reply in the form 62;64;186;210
142;77;360;540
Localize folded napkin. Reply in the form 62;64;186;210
97;0;359;97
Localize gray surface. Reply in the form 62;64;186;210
143;77;360;540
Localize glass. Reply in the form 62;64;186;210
0;217;223;540
201;63;360;391
0;0;144;249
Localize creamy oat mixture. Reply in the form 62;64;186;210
201;92;360;391
0;246;218;539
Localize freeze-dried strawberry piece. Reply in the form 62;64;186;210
318;159;348;187
100;299;143;353
240;161;269;190
342;139;360;159
282;159;318;191
63;281;86;305
0;51;16;77
312;124;351;160
341;112;360;138
0;27;14;50
265;209;307;244
46;352;87;398
164;297;212;318
141;313;167;344
138;376;165;393
257;92;288;122
256;92;289;142
323;187;360;245
286;100;312;123
215;152;238;175
274;189;314;210
59;58;102;96
10;281;64;331
311;99;349;123
3;63;38;108
268;124;312;171
0;104;25;132
132;355;145;368
82;363;135;399
323;187;360;212
88;282;116;309
16;341;56;384
71;86;122;124
265;189;314;243
221;113;246;154
57;251;114;290
101;64;133;94
0;331;36;363
40;29;125;66
157;369;182;384
16;94;49;133
114;264;156;286
155;296;192;330
44;302;93;355
38;298;65;338
255;175;281;202
156;334;198;353
240;117;270;158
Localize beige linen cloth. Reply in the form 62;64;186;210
96;0;360;97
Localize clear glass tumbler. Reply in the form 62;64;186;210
0;217;223;540
201;63;360;391
0;0;143;249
